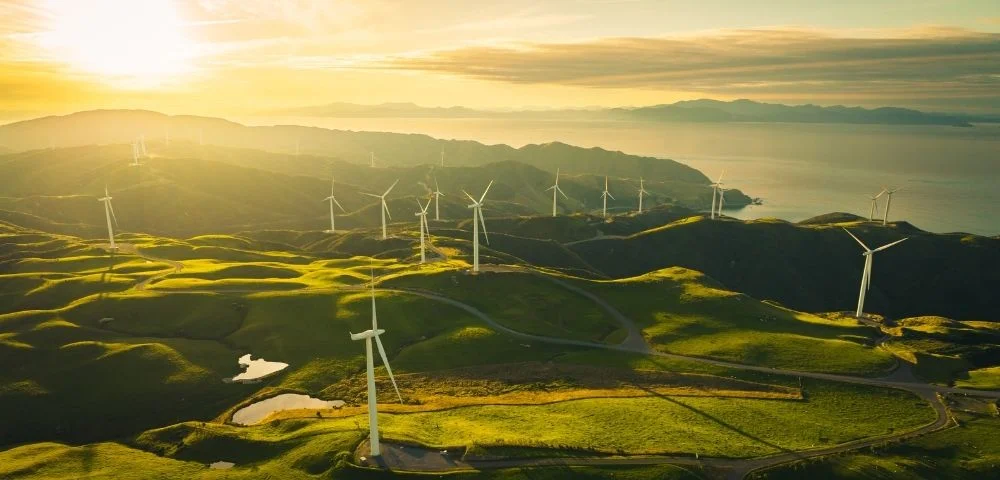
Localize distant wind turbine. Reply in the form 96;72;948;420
369;151;375;168
843;228;908;318
129;142;142;167
881;187;903;226
546;169;568;217
139;134;147;158
717;187;727;217
601;176;615;218
349;270;403;457
415;198;431;263
360;180;399;240
432;177;445;221
323;176;346;233
867;189;886;221
637;178;648;213
709;171;725;219
440;149;445;167
98;185;119;250
464;180;493;273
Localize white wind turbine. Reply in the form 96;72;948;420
881;187;903;226
129;141;142;167
98;185;119;250
369;151;376;168
637;178;648;213
843;228;908;318
414;198;431;263
361;180;399;240
709;172;725;219
349;271;403;457
546;169;568;217
463;180;493;273
139;134;147;158
867;189;886;221
440;149;445;167
601;176;615;218
323;176;346;233
432;177;445;221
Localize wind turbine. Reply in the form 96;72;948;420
843;228;907;318
432;177;445;221
546;169;568;217
637;178;648;213
369;151;375;168
709;172;725;219
414;198;431;263
139;134;147;158
361;180;398;240
464;180;493;273
323;176;345;233
867;189;886;221
98;185;119;250
601;176;615;218
440;149;445;167
349;271;403;457
129;142;142;167
881;187;903;226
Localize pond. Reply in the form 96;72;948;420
228;354;288;383
232;393;346;426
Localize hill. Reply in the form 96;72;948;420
567;216;1000;320
0;110;712;184
0;144;749;238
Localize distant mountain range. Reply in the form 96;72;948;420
269;99;1000;127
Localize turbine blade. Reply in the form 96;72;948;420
463;190;476;203
374;335;402;403
557;186;568;200
608;192;615;200
360;192;381;198
383;179;399;196
479;180;493;203
383;201;392;221
109;201;119;228
434;177;440;191
871;237;908;253
842;228;870;251
333;197;345;212
479;208;489;245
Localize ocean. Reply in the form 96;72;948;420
242;116;1000;236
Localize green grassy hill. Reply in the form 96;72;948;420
569;215;1000;321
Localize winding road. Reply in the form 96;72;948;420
124;245;997;479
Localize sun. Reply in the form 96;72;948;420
38;0;196;86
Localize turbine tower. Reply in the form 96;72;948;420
98;185;119;250
139;134;147;158
717;187;727;218
709;172;725;219
464;180;493;273
867;189;886;221
637;178;648;213
349;272;403;457
546;169;568;217
843;228;908;318
440;149;445;167
369;151;375;168
360;180;399;240
414;198;431;263
432;177;445;221
129;141;142;167
323;176;345;233
881;187;903;226
601;176;615;218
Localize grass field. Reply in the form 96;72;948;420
755;410;1000;479
565;268;896;375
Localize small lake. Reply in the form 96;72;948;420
231;393;345;426
229;354;288;383
209;461;234;470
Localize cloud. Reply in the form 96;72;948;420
375;27;1000;103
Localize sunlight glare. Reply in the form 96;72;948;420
39;0;196;86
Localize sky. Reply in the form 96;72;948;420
0;0;998;120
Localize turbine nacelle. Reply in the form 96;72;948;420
350;328;386;341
